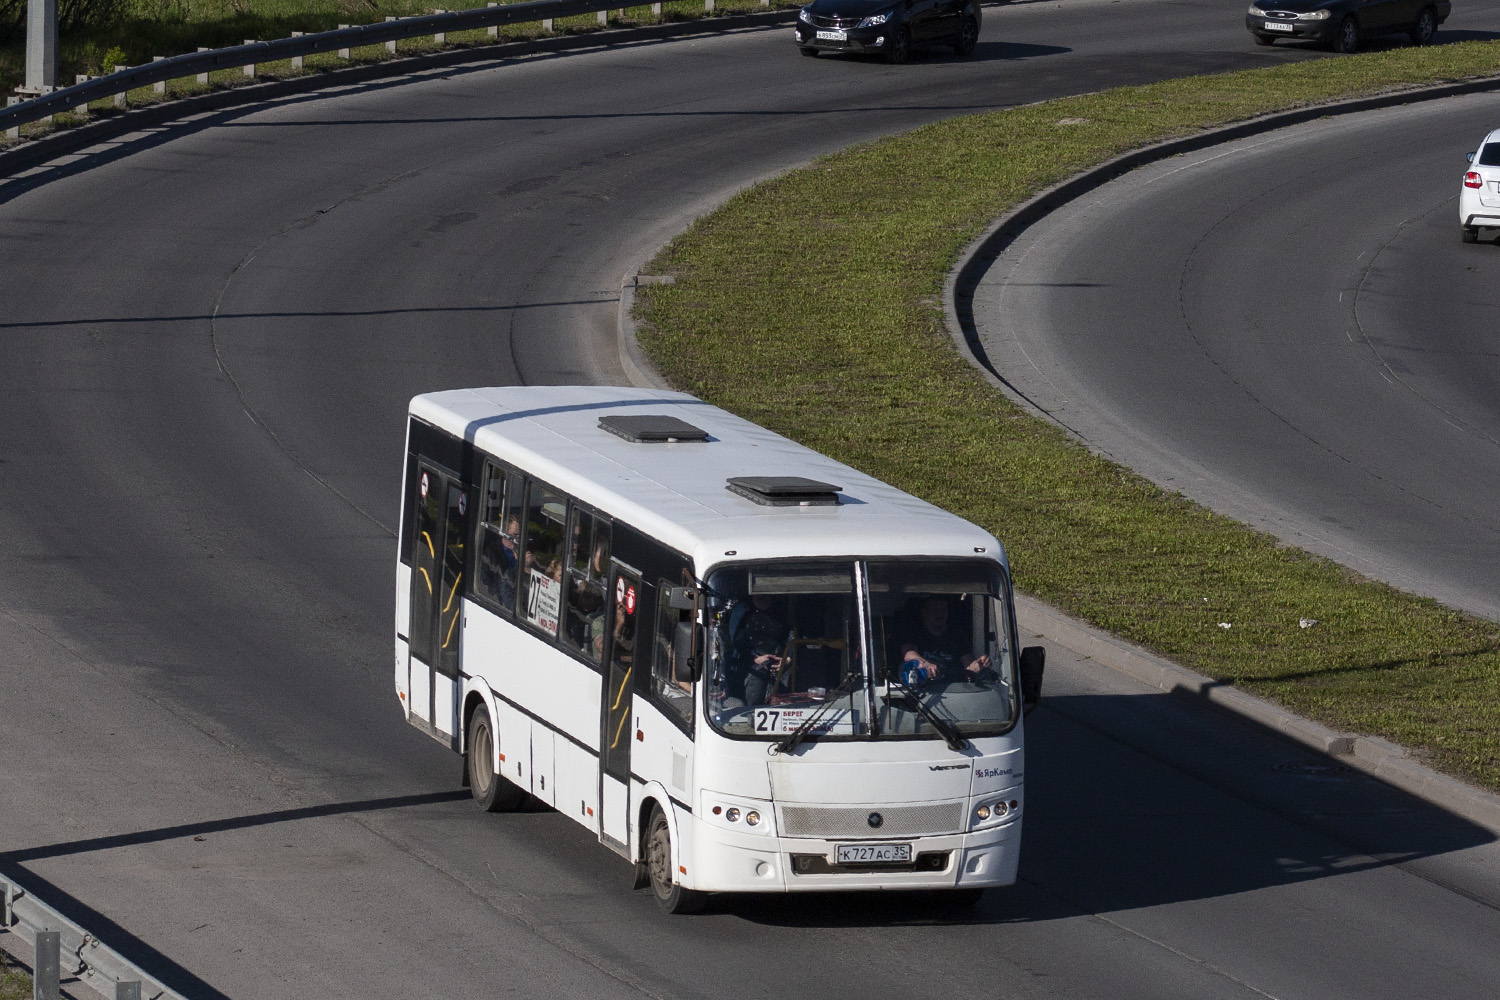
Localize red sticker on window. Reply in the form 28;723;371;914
419;472;429;498
457;493;467;516
616;578;626;603
625;587;636;614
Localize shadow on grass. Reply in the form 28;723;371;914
1219;643;1500;686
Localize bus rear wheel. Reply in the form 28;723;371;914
646;806;705;914
467;704;528;812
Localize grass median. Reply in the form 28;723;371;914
637;40;1500;793
0;951;29;1000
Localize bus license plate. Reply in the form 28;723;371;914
816;29;847;40
836;843;912;865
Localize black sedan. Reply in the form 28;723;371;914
794;0;980;62
1245;0;1450;52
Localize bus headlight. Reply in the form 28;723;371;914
972;796;1018;828
704;791;776;835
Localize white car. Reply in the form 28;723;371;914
1460;128;1500;244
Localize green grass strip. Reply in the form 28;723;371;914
0;953;30;1000
638;41;1500;793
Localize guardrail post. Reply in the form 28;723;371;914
74;73;90;113
597;9;606;23
337;25;351;58
384;16;398;52
433;12;446;43
25;0;58;93
705;0;714;10
34;929;60;1000
152;56;166;94
542;16;553;29
290;32;303;68
2;880;15;925
651;3;661;16
243;41;257;77
196;48;210;84
115;981;142;1000
113;65;128;107
487;2;498;36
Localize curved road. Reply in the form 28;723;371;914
976;91;1500;621
5;4;1500;998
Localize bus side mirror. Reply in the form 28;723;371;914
672;621;697;684
667;586;696;611
1019;646;1045;715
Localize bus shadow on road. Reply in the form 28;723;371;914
727;690;1498;927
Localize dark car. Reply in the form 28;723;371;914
794;0;981;62
1245;0;1450;52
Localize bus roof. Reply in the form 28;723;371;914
411;386;1005;572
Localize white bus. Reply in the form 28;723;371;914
395;386;1044;912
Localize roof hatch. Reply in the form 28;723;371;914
598;414;710;444
726;476;842;507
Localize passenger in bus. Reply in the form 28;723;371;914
730;595;788;706
575;585;606;659
497;516;521;607
899;597;988;683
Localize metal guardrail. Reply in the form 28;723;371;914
2;876;186;1000
1;0;739;135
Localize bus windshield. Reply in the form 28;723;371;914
867;560;1016;741
706;561;868;739
705;559;1016;741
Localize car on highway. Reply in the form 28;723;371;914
794;0;980;62
1460;128;1500;243
1244;0;1448;52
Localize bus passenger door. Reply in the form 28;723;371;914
599;565;640;852
409;464;466;747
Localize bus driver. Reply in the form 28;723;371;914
899;596;990;683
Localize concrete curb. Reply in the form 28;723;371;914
0;9;797;178
942;72;1500;394
617;273;675;391
943;74;1500;837
1015;596;1500;833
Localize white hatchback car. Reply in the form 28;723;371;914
1460;128;1500;243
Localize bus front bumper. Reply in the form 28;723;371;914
687;818;1020;893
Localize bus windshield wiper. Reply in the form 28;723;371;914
888;683;968;752
773;672;864;756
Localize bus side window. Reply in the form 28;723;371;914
474;461;520;615
519;480;567;638
652;577;694;729
564;507;610;665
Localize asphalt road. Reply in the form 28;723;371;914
975;90;1500;621
4;2;1500;997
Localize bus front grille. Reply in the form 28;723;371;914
778;802;965;839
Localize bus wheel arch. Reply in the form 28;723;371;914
644;803;704;913
465;699;527;812
461;689;490;759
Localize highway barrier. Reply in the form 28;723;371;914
2;0;761;138
1;876;186;1000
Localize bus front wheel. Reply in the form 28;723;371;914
646;806;705;914
466;704;528;812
